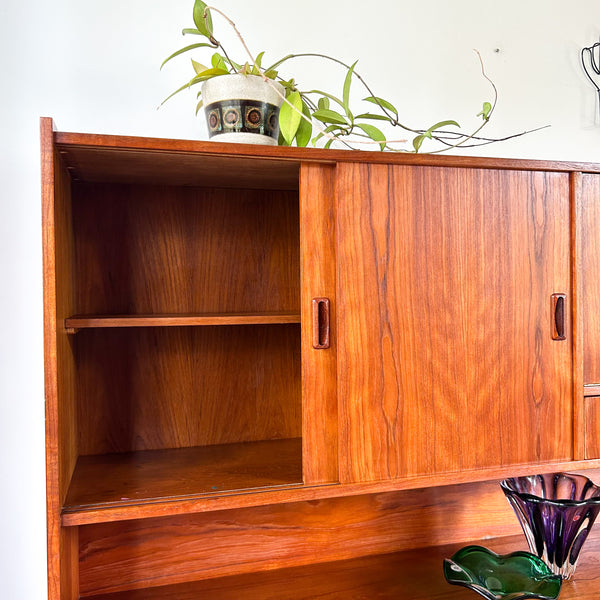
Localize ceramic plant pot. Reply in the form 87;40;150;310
500;473;600;579
201;74;285;145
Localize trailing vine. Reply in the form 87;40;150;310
161;1;548;152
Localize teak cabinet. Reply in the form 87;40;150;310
42;117;600;599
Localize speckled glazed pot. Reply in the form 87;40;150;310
201;74;285;145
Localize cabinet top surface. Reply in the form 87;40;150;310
44;118;600;185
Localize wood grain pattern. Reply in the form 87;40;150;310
72;183;300;315
58;145;302;189
300;163;338;484
41;117;79;600
77;479;521;595
65;312;300;329
62;463;600;527
65;438;302;511
585;397;600;459
75;324;300;455
337;164;573;482
572;172;585;460
581;174;600;385
78;533;600;600
54;128;600;178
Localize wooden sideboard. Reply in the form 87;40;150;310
41;117;600;598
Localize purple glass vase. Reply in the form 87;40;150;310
500;473;600;579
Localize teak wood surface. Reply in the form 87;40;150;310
71;182;300;315
42;117;600;600
65;438;303;511
77;478;520;595
337;163;573;482
75;324;301;455
581;174;600;386
82;534;600;599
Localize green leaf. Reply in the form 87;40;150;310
192;0;214;39
356;123;387;150
279;78;296;90
318;97;330;110
426;119;460;132
312;108;348;125
413;131;436;152
477;101;492;121
161;43;217;70
412;134;426;152
279;91;303;145
182;28;203;35
160;81;196;107
159;75;212;107
343;60;358;117
354;112;390;121
188;67;229;80
195;98;204;115
306;89;344;109
191;59;210;75
225;57;242;72
364;96;398;117
294;100;312;147
263;69;278;79
255;51;265;69
160;68;228;106
211;53;228;71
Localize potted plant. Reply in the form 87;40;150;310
161;1;545;152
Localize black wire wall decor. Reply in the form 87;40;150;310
582;37;600;119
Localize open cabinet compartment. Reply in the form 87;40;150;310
50;139;304;519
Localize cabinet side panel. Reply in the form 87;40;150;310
581;174;600;385
78;480;519;595
42;118;79;599
300;163;338;484
337;163;572;483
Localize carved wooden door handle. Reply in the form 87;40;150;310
312;298;330;349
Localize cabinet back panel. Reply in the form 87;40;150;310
78;479;520;595
76;325;301;455
72;183;300;315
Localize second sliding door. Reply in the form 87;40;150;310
336;163;572;483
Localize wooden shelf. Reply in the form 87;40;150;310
65;312;301;331
76;534;600;599
63;438;302;520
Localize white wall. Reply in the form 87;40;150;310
0;1;598;597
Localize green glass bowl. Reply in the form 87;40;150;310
443;545;562;600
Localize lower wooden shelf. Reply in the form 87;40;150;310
63;438;303;519
77;533;600;599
